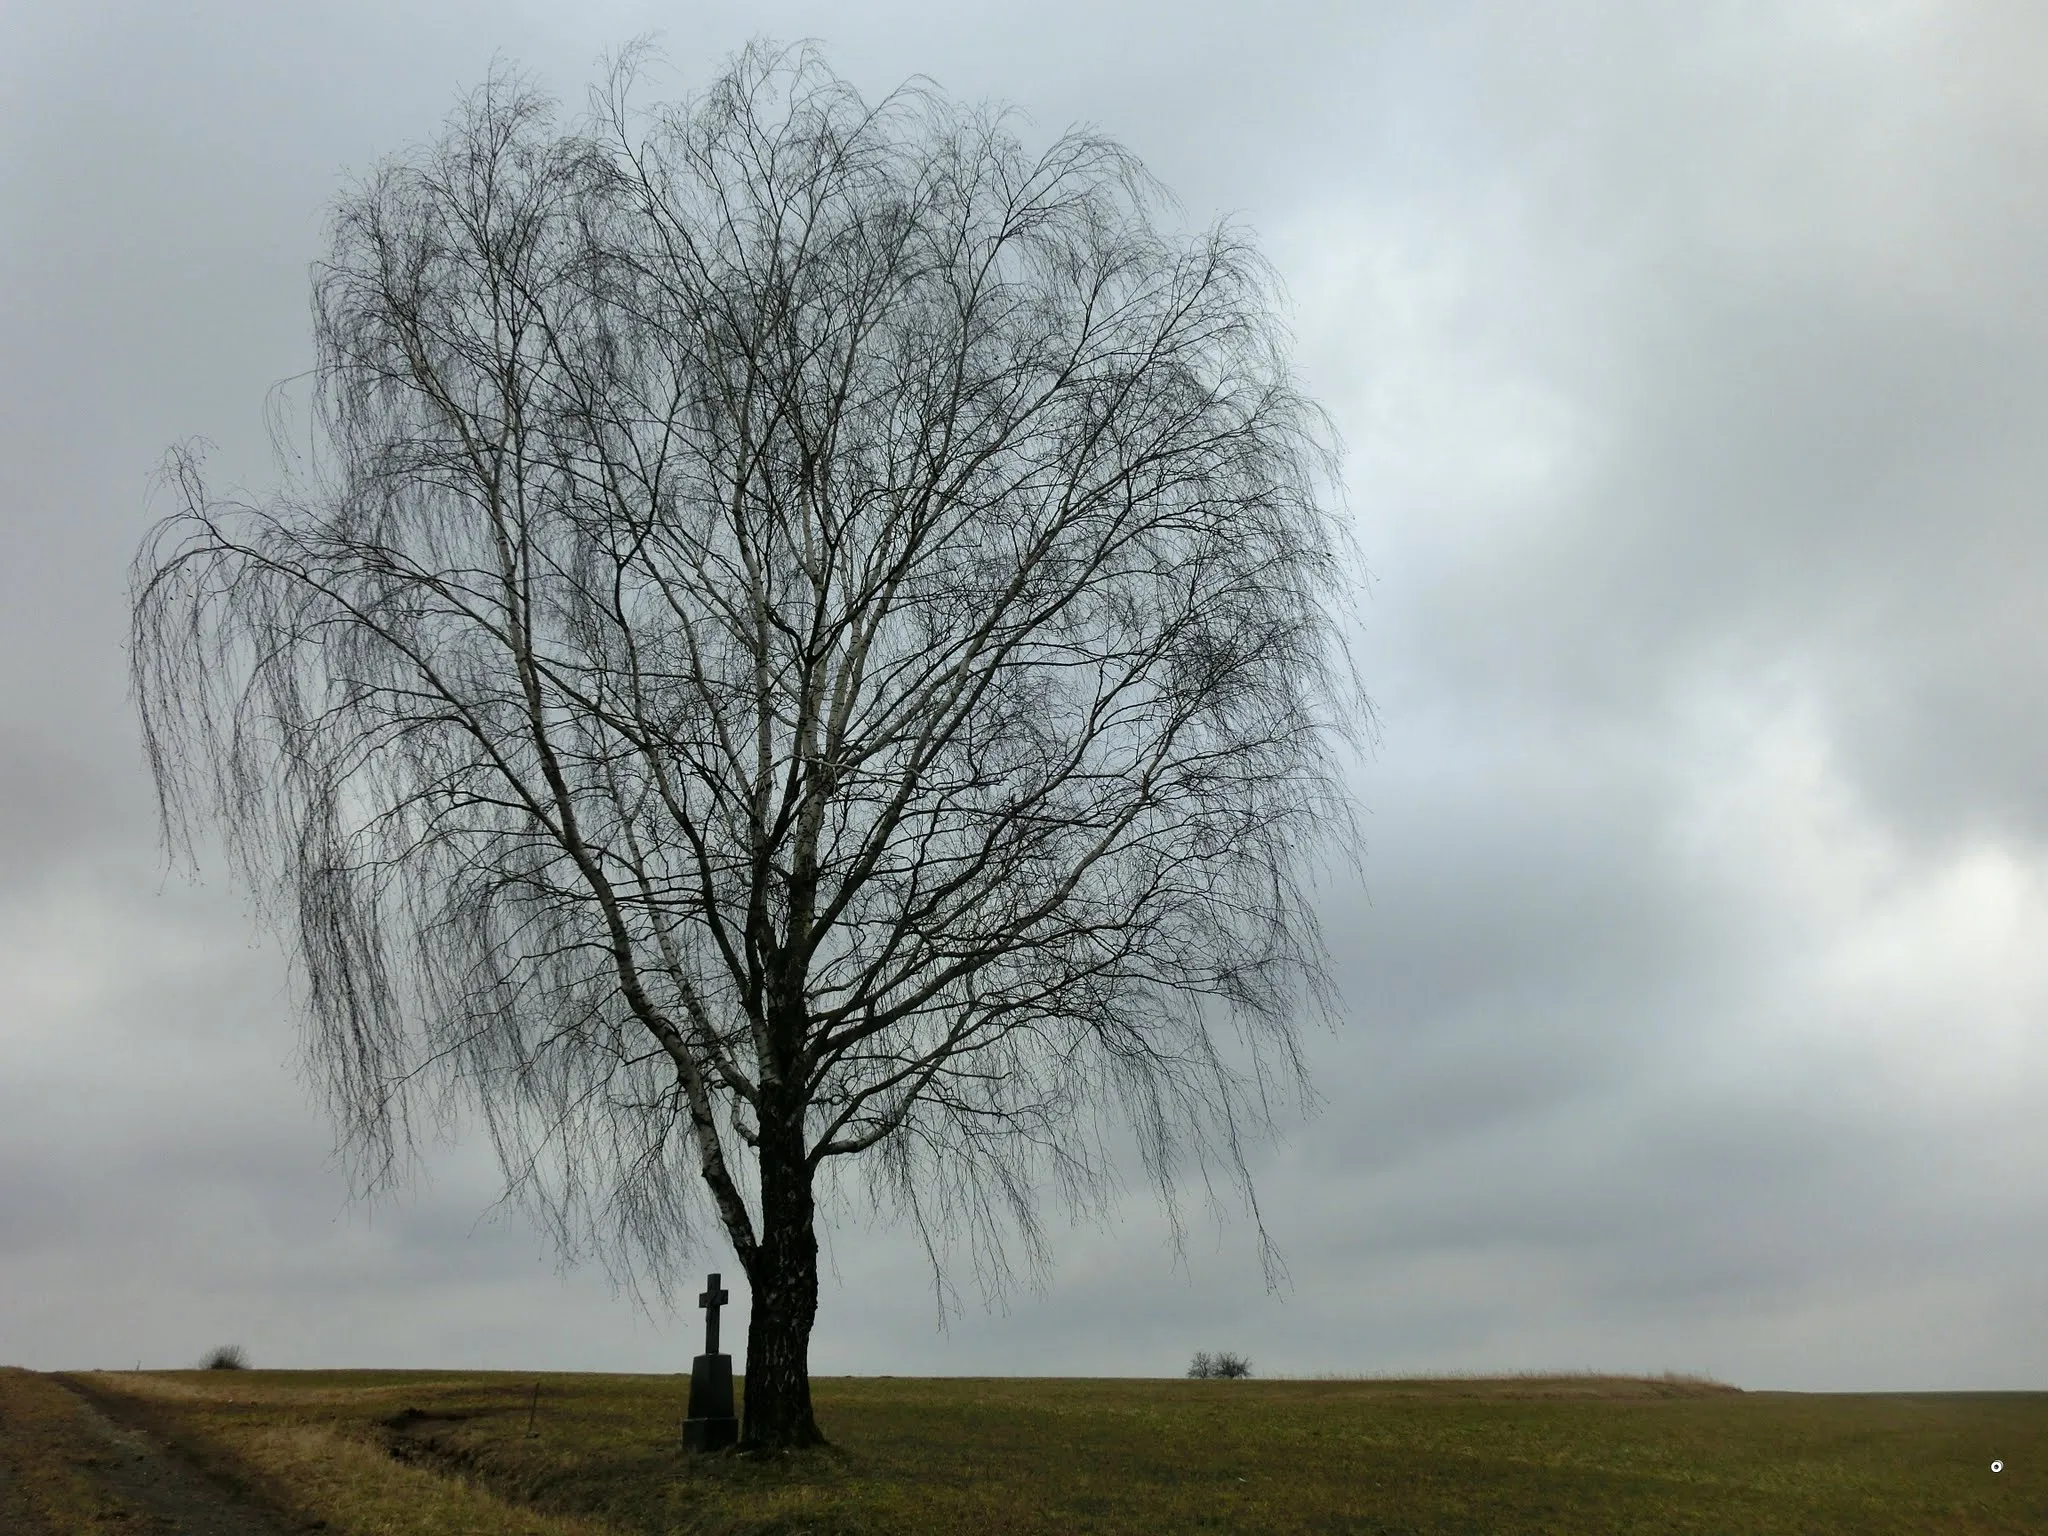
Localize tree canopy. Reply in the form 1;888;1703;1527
131;41;1365;1446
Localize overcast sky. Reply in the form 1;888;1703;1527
4;0;2046;1392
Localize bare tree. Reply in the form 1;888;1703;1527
131;42;1364;1449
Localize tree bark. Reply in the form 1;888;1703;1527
738;1106;824;1449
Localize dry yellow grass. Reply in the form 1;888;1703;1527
224;1421;616;1536
45;1367;2048;1535
59;1370;619;1536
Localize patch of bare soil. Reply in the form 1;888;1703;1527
47;1375;311;1535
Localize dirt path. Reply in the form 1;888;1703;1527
0;1368;304;1535
0;1441;49;1535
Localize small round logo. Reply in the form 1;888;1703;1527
1991;1461;2003;1473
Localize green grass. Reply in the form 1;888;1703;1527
56;1368;2048;1535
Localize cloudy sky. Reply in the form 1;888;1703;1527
4;0;2046;1392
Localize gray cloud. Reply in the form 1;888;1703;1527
3;0;2045;1392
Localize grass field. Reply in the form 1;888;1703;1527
3;1366;2042;1534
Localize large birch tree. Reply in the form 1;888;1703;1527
130;42;1365;1448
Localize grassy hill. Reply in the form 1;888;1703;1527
2;1365;2041;1533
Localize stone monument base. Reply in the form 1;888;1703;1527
682;1352;738;1452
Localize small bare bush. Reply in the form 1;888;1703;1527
201;1344;248;1370
1188;1350;1252;1379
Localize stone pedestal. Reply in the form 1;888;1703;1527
682;1352;738;1451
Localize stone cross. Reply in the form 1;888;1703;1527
697;1273;729;1357
683;1271;738;1451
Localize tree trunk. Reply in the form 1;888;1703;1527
739;1110;824;1449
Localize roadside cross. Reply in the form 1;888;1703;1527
698;1273;730;1357
683;1271;738;1450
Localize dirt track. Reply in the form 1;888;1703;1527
0;1368;300;1535
0;1443;45;1534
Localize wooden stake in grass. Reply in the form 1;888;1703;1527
526;1382;540;1438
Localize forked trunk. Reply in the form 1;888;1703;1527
739;1114;823;1449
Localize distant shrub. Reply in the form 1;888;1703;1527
201;1344;248;1370
1187;1350;1252;1379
